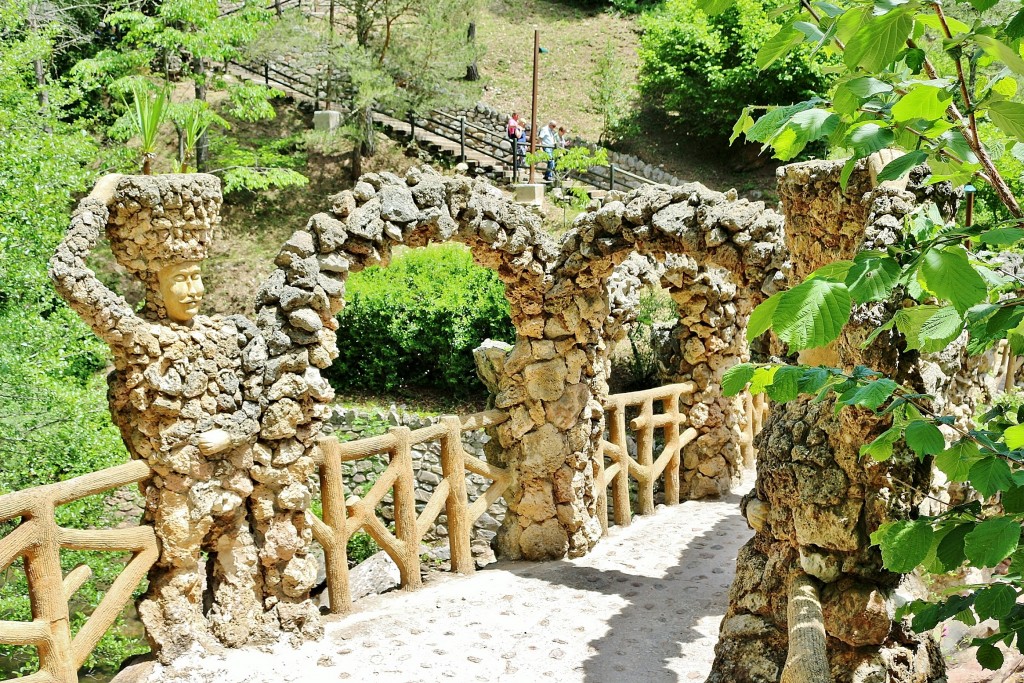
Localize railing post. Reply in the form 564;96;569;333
595;443;609;535
459;116;467;163
263;62;269;85
610;402;631;527
390;426;422;589
513;140;520;183
318;439;351;613
26;506;76;683
609;164;616;191
409;111;416;141
664;392;681;506
636;399;655;515
440;416;474;574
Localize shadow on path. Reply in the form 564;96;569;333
486;486;752;683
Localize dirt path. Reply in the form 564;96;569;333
138;471;755;683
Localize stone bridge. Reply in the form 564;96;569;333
2;158;1009;681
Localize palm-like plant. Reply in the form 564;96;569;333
125;82;170;174
171;100;229;173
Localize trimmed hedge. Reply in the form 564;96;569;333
327;244;515;396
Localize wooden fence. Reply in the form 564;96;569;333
0;460;158;683
597;383;699;531
311;409;511;614
0;383;767;679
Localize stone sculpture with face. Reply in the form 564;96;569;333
157;261;205;323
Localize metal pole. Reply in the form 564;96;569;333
529;29;539;184
460;116;466;162
609;164;615;191
410;112;416;141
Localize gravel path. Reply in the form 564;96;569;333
142;471;754;683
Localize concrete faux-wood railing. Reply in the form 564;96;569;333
0;382;755;679
0;460;158;683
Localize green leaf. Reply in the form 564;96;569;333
747;293;781;341
808;260;854;282
846;76;893;98
757;25;804;70
766;365;802;403
893;305;964;353
935;441;981;482
935;522;972;571
905;420;945;457
988;100;1024;143
773;279;852;351
965;517;1021;568
976;643;1004;671
976;584;1017;621
1005;423;1024;450
843;378;898;411
918;246;988;314
746;103;815;144
845;9;914;72
861;425;902;461
975;35;1024;78
969;457;1014;498
1006;9;1024;40
1003;486;1024;514
722;363;755;396
875;150;928;182
872;519;934;572
967;0;999;11
749;366;779;394
980;227;1024;246
798;366;833;394
891;85;953;123
849;123;895;157
846;257;901;304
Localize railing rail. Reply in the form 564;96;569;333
0;460;157;683
311;408;510;614
597;383;698;530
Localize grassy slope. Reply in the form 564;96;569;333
475;0;780;196
476;0;639;143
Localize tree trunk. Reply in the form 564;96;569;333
362;107;376;157
34;59;52;133
193;55;209;172
465;22;479;81
350;144;363;180
781;573;831;683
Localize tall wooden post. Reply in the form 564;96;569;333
529;29;539;184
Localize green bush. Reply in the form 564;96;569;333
327;244;515;396
637;0;835;140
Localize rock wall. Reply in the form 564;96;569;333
708;161;948;682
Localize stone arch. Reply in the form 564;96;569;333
310;167;787;561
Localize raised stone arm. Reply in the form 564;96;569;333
49;174;143;349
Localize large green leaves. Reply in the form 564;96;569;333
988;100;1024;143
964;517;1021;568
917;246;987;314
844;8;914;72
873;520;934;572
772;278;852;351
891;85;952;123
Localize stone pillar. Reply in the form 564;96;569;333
489;271;611;560
708;161;945;682
661;257;753;498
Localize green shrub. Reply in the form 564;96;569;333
327;244;515;396
637;0;835;140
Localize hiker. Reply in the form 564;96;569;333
506;112;523;141
557;126;571;149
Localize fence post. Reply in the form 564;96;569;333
409;112;416;141
513;141;520;182
318;439;351;613
263;63;269;86
636;398;655;516
610;402;631;527
664;392;681;506
609;164;616;191
459;116;467;163
440;416;474;574
390;426;422;589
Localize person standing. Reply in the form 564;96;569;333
539;120;558;181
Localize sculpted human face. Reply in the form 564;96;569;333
157;261;204;322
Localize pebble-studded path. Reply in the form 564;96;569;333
138;471;755;683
